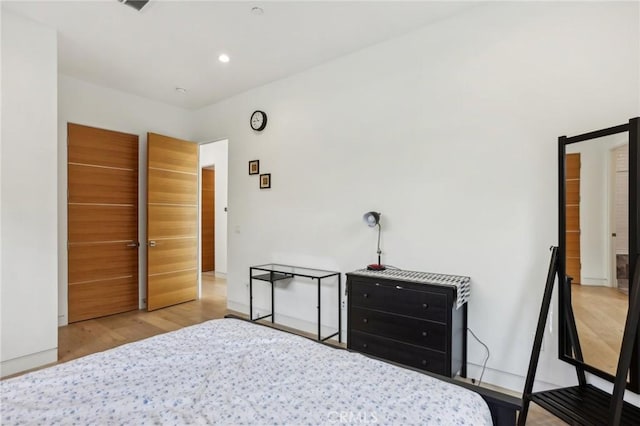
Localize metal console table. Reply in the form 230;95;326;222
249;263;342;342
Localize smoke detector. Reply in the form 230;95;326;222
118;0;150;12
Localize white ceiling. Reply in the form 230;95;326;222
3;1;478;110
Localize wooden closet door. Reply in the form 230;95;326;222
201;168;215;272
566;153;581;284
147;133;198;311
67;123;139;323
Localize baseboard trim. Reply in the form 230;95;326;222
1;348;57;378
227;301;345;339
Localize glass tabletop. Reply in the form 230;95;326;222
251;263;340;279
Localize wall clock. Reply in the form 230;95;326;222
250;110;267;131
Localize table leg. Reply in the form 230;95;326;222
249;268;253;321
462;302;468;378
271;279;275;323
338;274;342;343
317;278;321;341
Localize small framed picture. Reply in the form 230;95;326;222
249;160;260;175
259;173;271;189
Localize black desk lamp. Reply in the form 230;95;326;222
363;211;386;271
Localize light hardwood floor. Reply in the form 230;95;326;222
58;271;227;363
55;273;563;424
572;284;627;377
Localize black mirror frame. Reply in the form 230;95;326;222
558;117;640;392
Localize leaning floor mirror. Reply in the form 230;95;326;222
558;117;639;391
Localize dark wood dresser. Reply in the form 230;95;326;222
346;269;469;378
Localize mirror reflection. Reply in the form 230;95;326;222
564;133;629;377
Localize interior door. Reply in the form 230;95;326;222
147;132;199;311
565;153;581;284
201;168;215;272
67;123;139;322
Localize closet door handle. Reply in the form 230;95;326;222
363;293;369;298
362;318;368;324
126;242;139;248
148;240;157;247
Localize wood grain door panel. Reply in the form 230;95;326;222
202;169;214;191
69;205;137;242
566;232;581;259
566;180;580;204
148;168;198;205
566;205;580;232
147;270;198;311
147;239;198;275
68;124;138;169
148;205;197;239
67;123;138;323
566;153;581;284
566;154;581;180
69;243;138;284
148;133;198;172
147;133;198;311
68;164;137;204
69;277;138;322
566;262;582;284
201;168;214;272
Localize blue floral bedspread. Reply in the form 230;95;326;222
1;318;491;425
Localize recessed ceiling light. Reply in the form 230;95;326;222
175;87;187;94
251;6;264;15
218;54;230;63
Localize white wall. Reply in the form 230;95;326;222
199;140;229;276
190;1;640;399
1;10;59;376
57;75;193;325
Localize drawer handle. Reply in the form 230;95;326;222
396;285;403;290
363;318;368;324
421;360;428;366
363;343;368;349
422;303;429;309
363;293;369;298
422;331;428;337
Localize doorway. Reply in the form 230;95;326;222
199;139;229;306
611;143;629;293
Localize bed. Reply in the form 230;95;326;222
2;318;498;425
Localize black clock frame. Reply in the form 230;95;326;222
250;110;267;131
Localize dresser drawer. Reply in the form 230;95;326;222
349;279;448;323
350;331;447;375
350;307;447;351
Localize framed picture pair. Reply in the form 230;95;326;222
249;160;270;189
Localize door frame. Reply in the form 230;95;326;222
197;138;229;298
609;142;630;288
